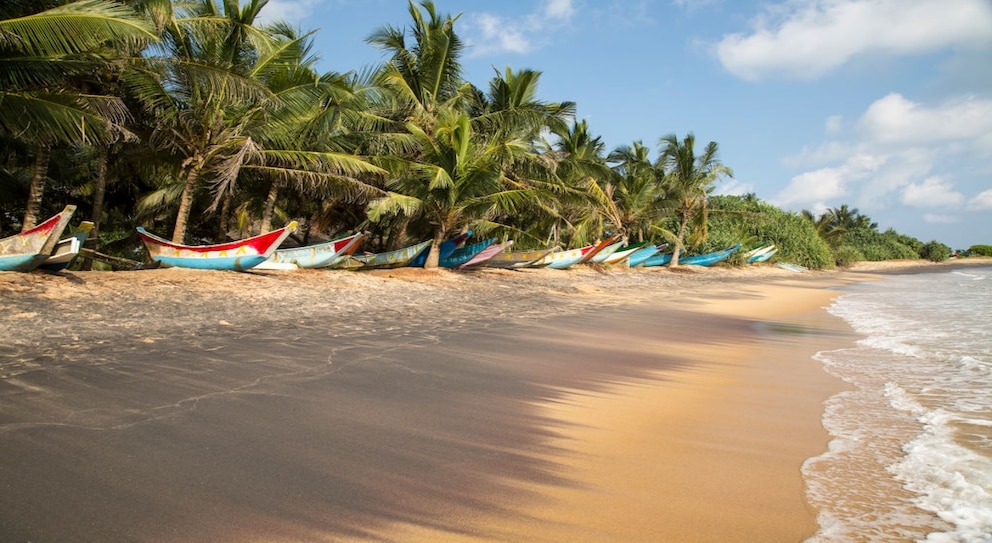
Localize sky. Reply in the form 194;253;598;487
259;0;992;249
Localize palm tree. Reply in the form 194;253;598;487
657;133;733;267
606;141;667;242
0;0;155;230
366;107;538;268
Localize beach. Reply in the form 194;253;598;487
1;259;988;542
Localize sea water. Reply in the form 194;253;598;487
804;266;992;543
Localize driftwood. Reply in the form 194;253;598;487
79;248;160;271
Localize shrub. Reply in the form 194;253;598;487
919;240;951;262
833;245;865;267
843;227;919;261
968;244;992;257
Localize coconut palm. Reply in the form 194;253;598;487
607;141;667;242
366;106;539;268
0;0;155;230
657;133;733;267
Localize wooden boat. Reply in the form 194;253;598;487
749;246;777;264
0;205;76;272
254;231;365;270
39;221;94;272
600;240;651;265
588;240;625;263
678;244;741;266
136;222;297;271
627;244;664;267
458;240;513;269
543;236;621;270
409;231;471;267
642;251;673;267
485;247;555;268
776;262;807;273
743;244;776;264
340;239;432;270
440;238;494;268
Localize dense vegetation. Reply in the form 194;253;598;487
0;0;970;270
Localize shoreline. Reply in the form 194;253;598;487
1;258;989;541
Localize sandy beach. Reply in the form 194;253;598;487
1;258;989;542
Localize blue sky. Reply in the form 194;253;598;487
261;0;992;249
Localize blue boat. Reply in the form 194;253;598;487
627;244;664;267
678;244;741;266
408;231;472;267
642;251;673;267
440;238;495;268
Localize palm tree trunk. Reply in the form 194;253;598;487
260;180;279;234
172;168;199;244
81;146;109;270
218;189;232;240
424;227;446;269
21;142;51;232
671;215;690;267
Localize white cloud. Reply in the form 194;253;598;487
824;115;844;135
923;213;960;224
713;178;755;196
968;189;992;211
773;153;884;208
858;93;992;145
463;0;575;57
901;176;965;208
714;0;992;81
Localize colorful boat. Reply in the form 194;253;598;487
340;240;433;270
627;244;665;267
440;238;494;268
254;231;365;270
136;222;297;271
409;231;472;267
743;244;776;264
600;240;651;265
776;261;807;273
0;205;76;272
458;240;513;269
542;236;621;270
678;244;741;266
588;240;625;263
39;221;94;272
485;247;555;268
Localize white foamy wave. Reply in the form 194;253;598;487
808;268;992;542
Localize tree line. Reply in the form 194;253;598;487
0;0;960;269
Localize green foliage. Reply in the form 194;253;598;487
832;245;865;267
843;227;920;261
919;240;951;262
707;194;834;269
968;244;992;257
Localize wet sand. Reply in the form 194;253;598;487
1;258;988;542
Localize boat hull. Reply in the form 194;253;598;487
0;206;76;272
342;240;432;269
136;222;297;271
39;222;94;272
255;232;364;270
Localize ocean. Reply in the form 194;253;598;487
804;266;992;543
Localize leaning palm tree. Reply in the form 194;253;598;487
0;0;155;230
657;133;733;267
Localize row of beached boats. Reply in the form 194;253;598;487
1;207;780;273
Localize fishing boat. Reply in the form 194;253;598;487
339;240;432;270
588;240;625;264
749;246;777;264
678;244;741;266
409;231;472;267
0;205;76;272
135;222;297;271
776;261;807;273
440;238;494;268
254;231;365;270
543;236;621;270
627;244;665;267
600;240;651;265
743;244;776;264
485;247;555;268
39;221;94;272
641;251;673;267
458;240;513;269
